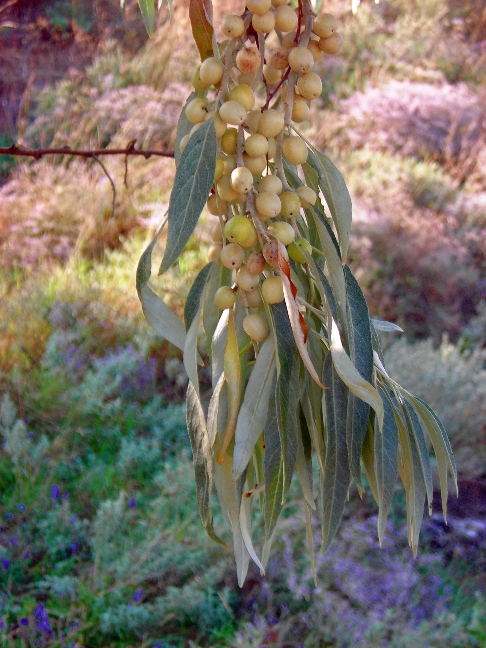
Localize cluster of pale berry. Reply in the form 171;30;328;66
180;0;342;343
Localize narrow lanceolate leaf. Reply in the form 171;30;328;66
184;263;213;331
321;352;350;552
296;405;316;510
371;319;404;333
138;0;155;36
160;119;217;273
270;302;299;500
403;400;434;515
174;92;196;167
233;337;276;480
361;421;378;505
405;395;457;522
136;221;186;351
189;0;214;61
371;320;386;366
278;252;324;389
186;382;226;547
207;371;225;448
344;266;373;488
216;309;241;464
307;148;352;261
375;387;399;545
240;495;265;574
263;398;284;540
211;310;228;387
330;317;384;431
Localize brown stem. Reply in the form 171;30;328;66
0;144;175;160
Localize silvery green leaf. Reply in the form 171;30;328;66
174;93;196;167
233;337;276;480
403;400;434;515
296;405;316;510
361;421;378;504
263;399;284;540
375;387;399;545
160;119;217;273
240;494;265;574
203;264;229;359
136;221;186;351
207;371;225;448
370;320;386;366
186;381;226;547
321;352;350;551
344;266;373;488
138;0;155;35
371;319;404;333
183;264;212;395
211;310;228;387
184;263;213;331
307;148;352;261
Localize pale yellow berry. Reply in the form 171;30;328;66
252;10;275;33
208;111;228;137
240;289;262;308
261;276;285;304
243;313;269;341
243;153;267;175
236;45;261;74
208;243;223;261
236;266;261;291
238;72;256;86
263;64;282;85
296;71;322;100
259;174;283;194
297;185;317;207
211;221;224;242
224;216;258;249
258;109;285;138
207;193;226;216
189;123;202;137
219;100;247;126
217;174;240;202
214;157;224;182
280;191;301;218
220;242;245;269
185;98;208;124
282;136;308;165
179;134;190;153
313;13;338;39
223;155;237;174
288;237;312;263
307;39;323;62
244;133;269;157
245;109;261;133
267;137;277;160
274;4;298;32
269;47;289;71
247;0;272;16
214;286;237;310
255;191;281;220
291;95;310;122
192;68;208;91
288;46;314;74
319;32;343;55
221;128;238;155
221;14;245;39
246;251;266;275
271;0;288;6
199;57;224;86
230;166;254;194
228;84;255;111
269;221;295;245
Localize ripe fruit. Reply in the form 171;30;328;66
208;244;223;261
267;137;277;160
246;251;266;275
252;11;275;33
274;5;298;32
258;109;285;138
261;276;285;304
269;221;295;245
210;221;224;242
296;72;322;100
217;174;240;202
185;98;208;124
228;85;255;111
245;109;261;133
263;65;282;85
199;57;224;86
244;133;269;157
247;0;271;15
221;14;245;39
224;216;258;248
292;95;310;122
230;166;254;194
221;128;238;154
236;266;261;291
282;136;308;165
269;47;289;71
214;286;237;310
192;68;207;91
259;174;283;195
287;237;312;263
220;242;245;269
280;191;301;218
243;153;267;175
296;185;317;207
319;32;343;55
255;191;281;220
262;239;288;267
288;46;314;74
242;313;269;342
207;193;225;216
214;157;224;182
313;13;338;39
240;289;262;309
308;39;323;62
236;45;261;74
219;100;247;126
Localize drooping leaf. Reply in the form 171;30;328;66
184;263;213;331
321;352;350;551
174;92;196;167
270;303;300;500
344;266;373;488
138;0;155;36
203;264;229;360
329;317;384;431
375;387;399;545
403;400;434;515
263;398;284;540
233;336;276;480
240;494;265;574
371;319;404;333
307;148;352;261
361;421;378;504
370;320;386;366
207;371;225;448
296;405;316;510
136;221;186;351
211;309;228;387
189;0;214;61
160;119;217;273
186;381;226;547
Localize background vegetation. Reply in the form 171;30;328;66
0;0;485;645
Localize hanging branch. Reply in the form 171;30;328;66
0;144;175;160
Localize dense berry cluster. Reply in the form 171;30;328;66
181;0;342;343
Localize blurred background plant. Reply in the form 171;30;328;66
0;0;485;645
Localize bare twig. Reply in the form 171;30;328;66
0;144;175;160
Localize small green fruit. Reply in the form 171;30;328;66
287;237;312;263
